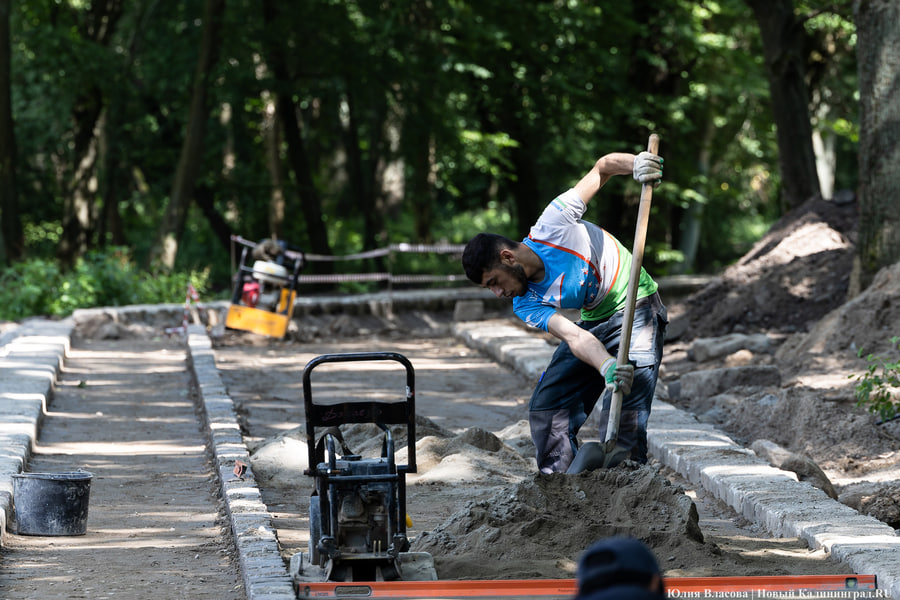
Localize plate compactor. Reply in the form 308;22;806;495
225;235;305;338
290;352;437;585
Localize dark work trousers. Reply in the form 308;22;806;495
528;293;668;474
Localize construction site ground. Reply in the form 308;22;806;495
0;328;244;600
2;197;900;599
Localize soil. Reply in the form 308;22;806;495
663;198;900;511
4;196;899;593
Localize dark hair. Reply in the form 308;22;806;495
462;233;517;284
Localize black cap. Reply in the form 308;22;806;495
575;537;665;599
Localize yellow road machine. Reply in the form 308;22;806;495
225;235;305;338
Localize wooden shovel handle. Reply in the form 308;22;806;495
605;133;659;446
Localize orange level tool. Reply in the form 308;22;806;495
297;574;876;599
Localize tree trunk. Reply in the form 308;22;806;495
150;0;225;270
0;0;22;264
97;106;126;247
100;1;157;249
277;95;332;258
58;103;101;266
260;0;331;259
497;91;541;234
674;111;716;274
849;0;900;296
261;92;286;240
54;1;125;266
746;0;821;211
194;184;232;254
407;124;434;244
56;76;102;266
344;85;380;249
344;85;389;274
812;125;836;201
508;138;542;235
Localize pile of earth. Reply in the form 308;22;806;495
409;463;708;580
667;197;858;342
248;417;536;491
249;410;842;580
248;412;739;579
662;196;900;529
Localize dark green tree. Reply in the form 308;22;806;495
0;0;22;264
150;0;225;270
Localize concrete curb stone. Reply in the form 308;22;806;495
188;325;296;600
0;318;73;547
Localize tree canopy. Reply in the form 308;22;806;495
0;0;869;299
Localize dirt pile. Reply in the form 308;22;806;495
777;260;900;368
666;242;900;470
407;429;534;485
410;463;707;580
663;196;900;527
265;413;718;580
339;418;536;485
670;198;857;341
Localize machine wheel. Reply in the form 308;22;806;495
308;495;322;566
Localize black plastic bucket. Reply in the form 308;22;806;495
12;471;93;536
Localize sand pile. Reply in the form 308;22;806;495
411;463;705;580
252;416;719;581
250;416;537;489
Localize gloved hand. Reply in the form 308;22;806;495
600;358;635;396
633;152;663;187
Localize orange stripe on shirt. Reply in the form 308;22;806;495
527;230;620;297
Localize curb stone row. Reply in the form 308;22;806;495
187;324;297;600
0;318;73;547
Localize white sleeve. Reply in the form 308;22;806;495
529;189;585;240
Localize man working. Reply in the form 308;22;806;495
462;150;667;474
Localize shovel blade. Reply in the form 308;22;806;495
601;442;630;469
566;441;630;474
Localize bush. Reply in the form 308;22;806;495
0;247;209;321
851;337;900;423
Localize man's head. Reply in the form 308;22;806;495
462;233;529;299
575;537;666;600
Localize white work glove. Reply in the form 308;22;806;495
633;152;663;187
601;357;635;396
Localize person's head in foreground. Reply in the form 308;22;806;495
574;536;666;600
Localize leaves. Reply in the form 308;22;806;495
0;247;209;319
5;0;860;288
852;337;900;423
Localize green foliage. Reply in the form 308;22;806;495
0;248;209;321
23;221;63;259
5;0;861;291
851;337;900;422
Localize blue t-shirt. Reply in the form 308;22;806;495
513;188;657;331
